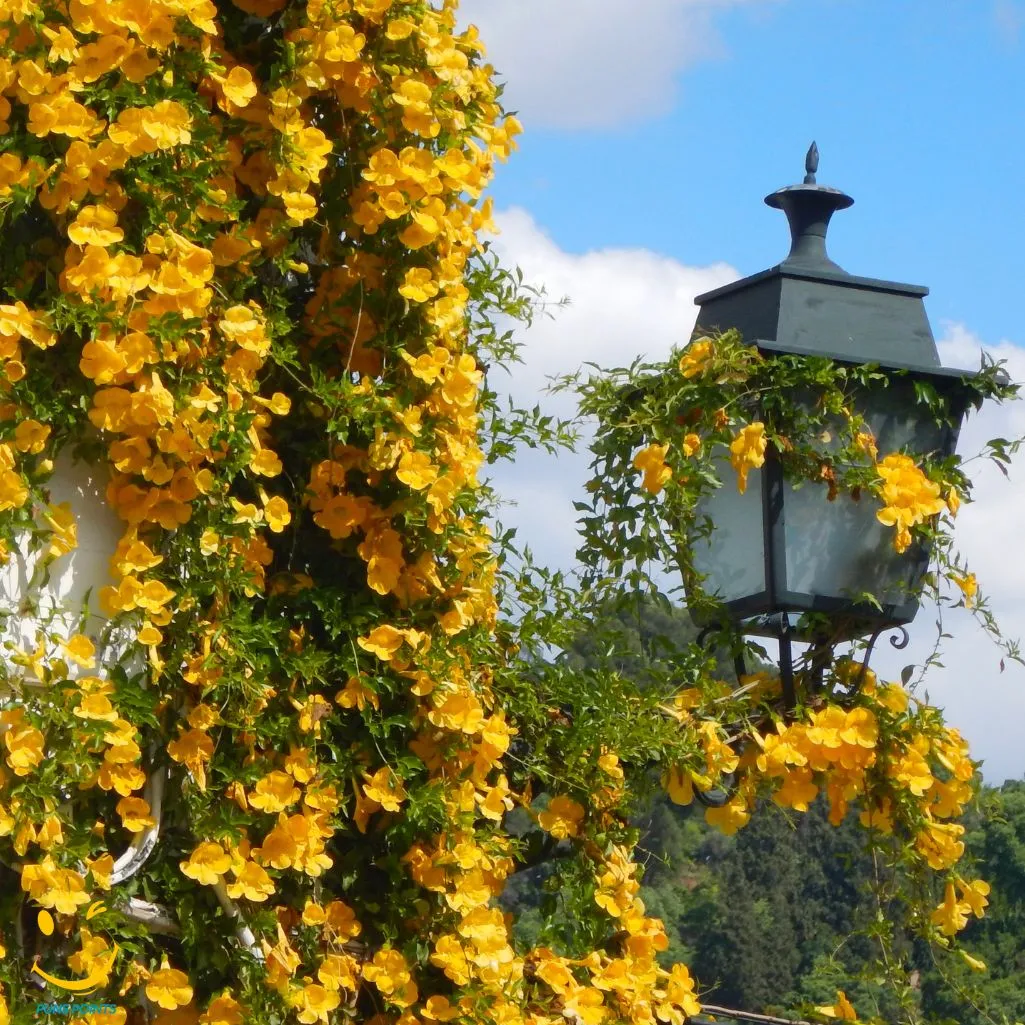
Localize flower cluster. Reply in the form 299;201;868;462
874;452;949;553
570;330;1018;1004
0;1;717;1022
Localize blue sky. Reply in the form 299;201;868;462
458;0;1025;783
484;0;1025;340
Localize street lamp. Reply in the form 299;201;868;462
686;144;981;702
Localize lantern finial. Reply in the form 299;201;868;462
804;141;819;184
765;142;853;272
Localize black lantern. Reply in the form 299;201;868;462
686;144;978;667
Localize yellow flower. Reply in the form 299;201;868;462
358;525;406;595
428;689;484;733
952;572;977;607
916;820;966;871
537;795;585;839
284;191;318;223
357;624;410;661
13;418;49;453
396;449;438;490
854;429;878;460
959;878;990;917
61;633;96;667
858;797;894;834
399;267;439;303
431;935;470;985
264;495;291;532
0;467;27;510
946;485;961;516
167;729;215;791
386;17;415;39
302;901;326;926
876;682;909;715
931;882;969;936
68;204;124;246
138;623;163;646
294;982;341;1023
362;767;407;812
43;502;76;560
146;966;194;1010
562;986;607;1025
218;304;267;350
220;67;257;107
401;346;449;383
225;860;275;902
310;902;358;945
36;865;91;915
362;948;411;996
890;746;933;797
181;842;232;885
250;447;283;477
86;853;114;890
815;991;858;1021
677;338;714;378
632;443;671;495
248;771;301;813
335;675;380;711
597;751;623;780
422;996;459;1021
960;949;987;972
729;422;767;495
662;766;694;806
772;767;818;812
875;453;946;551
662;962;701;1017
704;796;751;836
4;721;45;775
66;927;116;985
200;994;244;1025
681;432;702;457
117;796;156;832
36;815;63;850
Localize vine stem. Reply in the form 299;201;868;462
694;1004;816;1025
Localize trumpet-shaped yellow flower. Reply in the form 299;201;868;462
875;453;946;552
677;338;714;378
633;442;671;495
729;422;767;495
538;795;585;839
146;966;194;1010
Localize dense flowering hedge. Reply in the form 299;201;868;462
0;0;581;1021
0;0;1018;1023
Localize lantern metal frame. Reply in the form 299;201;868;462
678;144;987;712
687;358;977;641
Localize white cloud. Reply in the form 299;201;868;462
484;207;736;569
487;209;1025;782
457;0;778;130
489;207;735;412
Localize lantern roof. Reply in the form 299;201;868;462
693;143;957;375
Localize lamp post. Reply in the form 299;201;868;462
685;144;982;706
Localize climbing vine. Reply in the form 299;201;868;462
562;329;1019;1021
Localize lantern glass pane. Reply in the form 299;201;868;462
782;483;925;603
780;377;955;604
691;457;766;604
